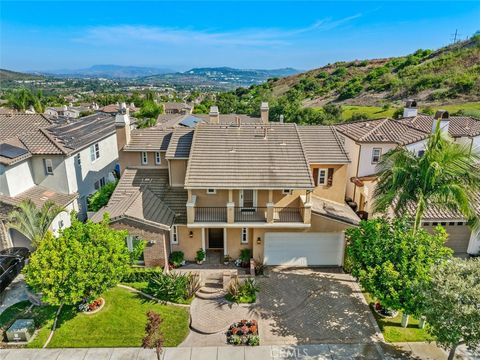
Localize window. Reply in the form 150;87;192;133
141;152;148;165
76;154;81;165
155;152;161;165
440;222;446;226
457;221;464;226
241;228;249;244
371;148;382;164
171;225;178;244
94;177;105;190
448;222;455;226
432;222;438;226
282;189;292;195
58;220;64;229
417;150;425;157
44;159;53;175
207;189;216;194
423;222;430;226
90;143;100;162
318;169;327;186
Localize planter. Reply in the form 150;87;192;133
226;320;259;346
418;316;426;329
79;298;105;315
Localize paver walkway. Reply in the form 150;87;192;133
0;343;475;359
0;276;30;315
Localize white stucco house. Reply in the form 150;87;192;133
0;112;119;249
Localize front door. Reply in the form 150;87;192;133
208;228;224;249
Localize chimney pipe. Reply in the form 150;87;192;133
260;102;269;124
432;110;450;134
209;106;220;124
279;114;284;124
403;99;418;118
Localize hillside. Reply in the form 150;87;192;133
267;35;480;106
0;69;44;81
44;65;174;78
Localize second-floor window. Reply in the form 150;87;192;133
171;225;178;244
76;153;81;166
94;177;106;190
141;152;148;165
207;189;216;194
318;169;327;186
90;143;100;162
44;159;54;175
372;148;382;164
241;228;249;244
155;152;161;165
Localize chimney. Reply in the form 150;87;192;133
279;114;284;124
432;110;450;134
62;105;68;111
403;99;418;118
115;107;131;151
260;102;269;124
209;106;219;124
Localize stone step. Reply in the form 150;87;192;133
198;285;223;295
195;290;226;300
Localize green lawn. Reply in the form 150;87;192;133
1;287;190;348
339;102;480;121
363;293;434;343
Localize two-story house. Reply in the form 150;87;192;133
0;112;119;249
92;104;359;267
334;101;480;256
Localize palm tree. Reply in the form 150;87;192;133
8;199;64;247
373;123;480;233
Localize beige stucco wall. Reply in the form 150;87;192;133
169;160;187;187
170;226;202;260
119;151;167;173
311;164;348;204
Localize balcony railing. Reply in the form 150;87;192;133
194;206;304;223
195;207;227;222
234;207;267;222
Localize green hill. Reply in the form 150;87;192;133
0;69;44;81
270;35;480;106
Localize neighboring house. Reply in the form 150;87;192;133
0;113;119;248
100;102;138;115
92;103;359;267
163;102;193;115
334;101;480;256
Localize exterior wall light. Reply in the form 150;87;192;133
257;237;261;245
189;231;193;238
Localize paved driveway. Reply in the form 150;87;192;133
256;267;379;345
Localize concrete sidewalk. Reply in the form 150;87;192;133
0;343;476;360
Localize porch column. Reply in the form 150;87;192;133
266;202;274;223
223;228;228;256
201;227;206;259
268;189;273;203
162;232;169;274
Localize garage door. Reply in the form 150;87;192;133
264;232;344;266
423;225;471;254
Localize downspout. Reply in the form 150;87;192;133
352;143;362;202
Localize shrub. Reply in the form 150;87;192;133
87;180;118;211
338;78;363;100
350;113;369;121
122;267;162;283
147;272;198;303
239;249;251;267
195;248;206;262
226;320;259;346
169;251;184;267
226;277;259;303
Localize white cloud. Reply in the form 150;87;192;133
74;14;362;47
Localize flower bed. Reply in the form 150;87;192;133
78;298;105;315
374;302;398;318
226;319;259;346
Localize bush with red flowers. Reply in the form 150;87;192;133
78;298;105;313
226;319;259;346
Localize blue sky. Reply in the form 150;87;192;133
1;1;479;72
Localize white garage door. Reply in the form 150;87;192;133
264;232;344;266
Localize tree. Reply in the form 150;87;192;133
8;199;64;247
346;217;452;326
373;124;480;233
24;215;130;305
143;311;164;360
419;258;480;360
87;180;118;211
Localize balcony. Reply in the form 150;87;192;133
194;206;304;223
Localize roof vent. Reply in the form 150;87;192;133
229;148;236;153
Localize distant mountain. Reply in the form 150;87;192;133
44;65;174;79
141;67;302;88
